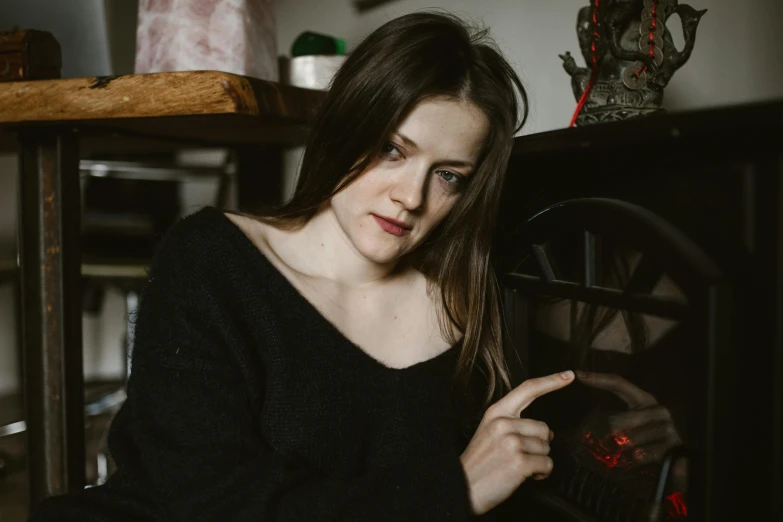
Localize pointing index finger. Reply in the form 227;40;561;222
492;371;575;418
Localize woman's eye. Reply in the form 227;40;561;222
437;170;462;184
380;142;402;159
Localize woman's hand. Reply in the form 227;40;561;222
576;371;682;466
460;371;575;515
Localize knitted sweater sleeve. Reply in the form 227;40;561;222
33;218;475;522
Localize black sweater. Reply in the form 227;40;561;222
30;206;476;522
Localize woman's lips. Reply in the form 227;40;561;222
372;214;411;237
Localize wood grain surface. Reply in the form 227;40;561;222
0;71;325;146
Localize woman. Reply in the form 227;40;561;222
31;11;574;522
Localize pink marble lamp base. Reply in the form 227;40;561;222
135;0;278;81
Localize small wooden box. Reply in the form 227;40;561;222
0;29;61;82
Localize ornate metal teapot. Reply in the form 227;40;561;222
561;0;707;126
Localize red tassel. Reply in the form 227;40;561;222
569;0;600;127
570;70;598;128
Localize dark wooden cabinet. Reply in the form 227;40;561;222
497;100;783;521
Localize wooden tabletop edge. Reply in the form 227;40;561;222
0;70;327;123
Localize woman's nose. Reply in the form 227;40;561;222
389;167;428;211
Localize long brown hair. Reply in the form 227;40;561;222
256;11;528;407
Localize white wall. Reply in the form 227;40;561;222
0;0;113;78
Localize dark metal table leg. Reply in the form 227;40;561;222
18;129;85;507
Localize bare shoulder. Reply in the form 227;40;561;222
223;212;275;254
224;212;261;236
223;212;307;280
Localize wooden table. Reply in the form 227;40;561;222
0;71;324;506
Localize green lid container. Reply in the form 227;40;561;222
291;31;346;57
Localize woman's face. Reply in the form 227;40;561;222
330;97;490;265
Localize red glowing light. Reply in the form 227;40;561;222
613;434;631;446
666;491;688;519
582;431;625;468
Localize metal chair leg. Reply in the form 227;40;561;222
18;129;85;506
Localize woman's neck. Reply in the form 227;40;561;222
270;208;402;288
